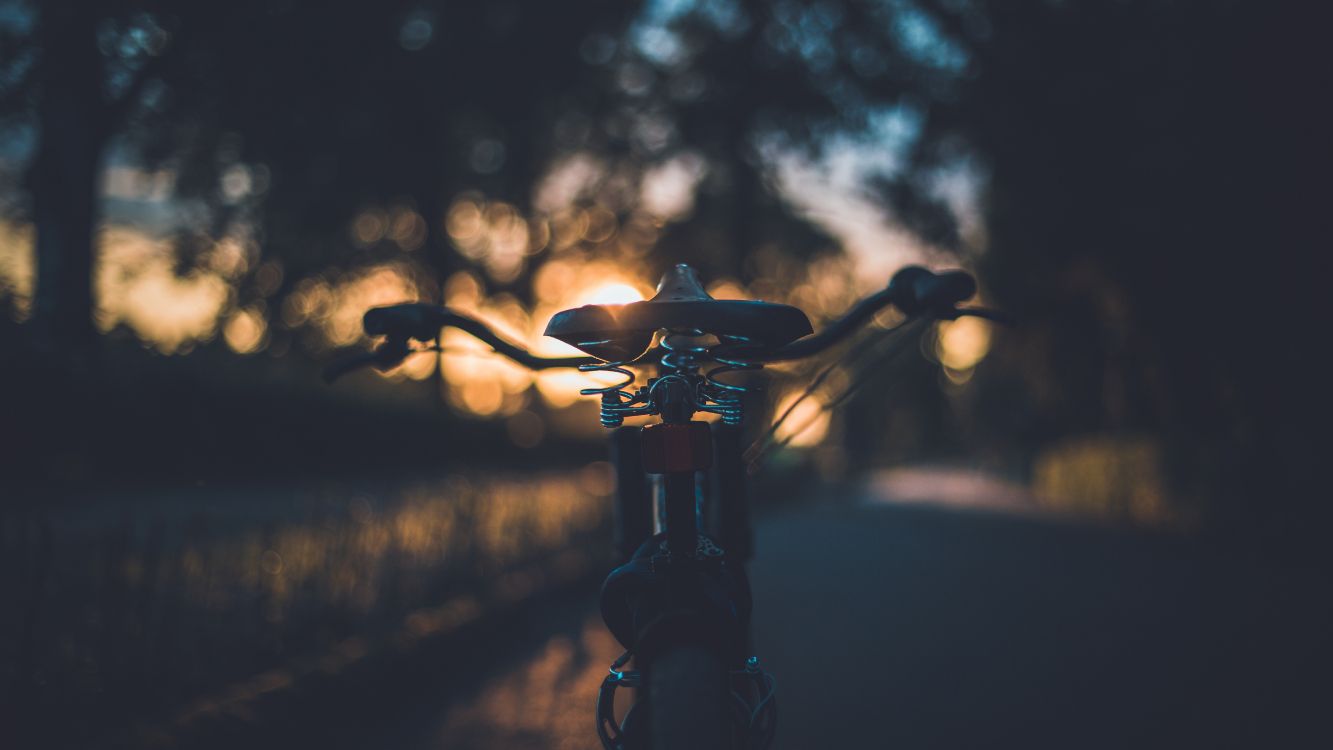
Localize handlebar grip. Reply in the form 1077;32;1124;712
887;266;977;316
362;303;449;342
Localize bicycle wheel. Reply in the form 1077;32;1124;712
649;644;730;749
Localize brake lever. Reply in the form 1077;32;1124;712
321;337;414;383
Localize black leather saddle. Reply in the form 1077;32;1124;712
544;264;813;362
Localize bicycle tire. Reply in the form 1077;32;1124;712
649;644;730;750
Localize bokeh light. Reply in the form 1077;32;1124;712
772;389;831;448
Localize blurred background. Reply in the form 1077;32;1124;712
1;0;1329;747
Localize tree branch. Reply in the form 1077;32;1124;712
101;43;175;135
0;34;37;117
913;0;980;49
0;73;35;119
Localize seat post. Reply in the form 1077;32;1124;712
662;471;698;557
641;421;713;556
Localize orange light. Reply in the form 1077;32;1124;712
580;282;645;305
772;390;831;448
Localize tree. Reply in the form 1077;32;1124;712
899;0;1330;539
7;1;174;345
1;0;648;349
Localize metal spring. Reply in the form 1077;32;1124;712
705;334;762;425
577;361;636;397
659;328;710;373
575;338;640;427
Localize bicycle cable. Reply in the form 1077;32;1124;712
748;318;914;457
745;316;930;469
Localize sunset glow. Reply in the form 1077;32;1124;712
579;281;645;306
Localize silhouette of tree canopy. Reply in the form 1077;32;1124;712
2;0;648;341
846;0;1328;541
2;0;1328;540
1;0;979;342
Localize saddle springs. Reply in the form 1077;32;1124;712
577;329;764;427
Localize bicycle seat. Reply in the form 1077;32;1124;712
544;264;813;362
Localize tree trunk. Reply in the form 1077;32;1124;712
30;2;104;349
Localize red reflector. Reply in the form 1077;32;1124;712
641;422;713;473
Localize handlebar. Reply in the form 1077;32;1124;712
758;266;1009;362
323;266;1007;381
322;304;598;382
364;303;598;370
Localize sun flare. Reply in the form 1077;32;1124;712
579;282;646;306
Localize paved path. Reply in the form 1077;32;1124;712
749;501;1329;747
319;495;1331;749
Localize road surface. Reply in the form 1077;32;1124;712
240;489;1332;748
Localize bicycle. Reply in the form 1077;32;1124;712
326;262;1002;749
